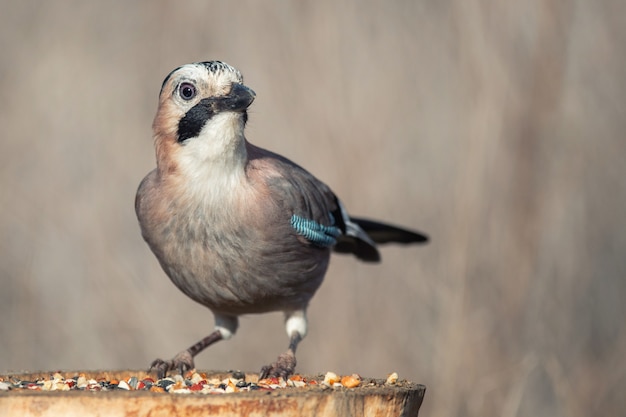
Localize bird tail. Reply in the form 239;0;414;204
350;217;429;245
333;217;428;263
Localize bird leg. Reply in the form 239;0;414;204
149;314;238;379
259;333;302;380
150;330;222;379
259;309;307;379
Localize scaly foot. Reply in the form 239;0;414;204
149;350;194;379
259;351;297;380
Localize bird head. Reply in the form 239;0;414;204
152;61;256;174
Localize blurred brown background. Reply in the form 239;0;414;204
1;1;624;416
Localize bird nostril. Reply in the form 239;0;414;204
220;83;256;111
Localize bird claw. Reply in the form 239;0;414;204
149;350;195;379
259;351;297;380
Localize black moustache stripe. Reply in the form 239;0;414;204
177;99;217;143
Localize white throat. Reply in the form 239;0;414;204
176;112;248;205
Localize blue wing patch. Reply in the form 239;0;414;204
291;214;341;248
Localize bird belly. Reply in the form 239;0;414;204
149;214;330;316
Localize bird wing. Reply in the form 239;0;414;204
246;143;340;246
245;142;383;262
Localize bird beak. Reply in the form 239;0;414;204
215;83;256;113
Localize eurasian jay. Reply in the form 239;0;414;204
136;61;428;379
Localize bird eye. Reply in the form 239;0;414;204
178;82;197;100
